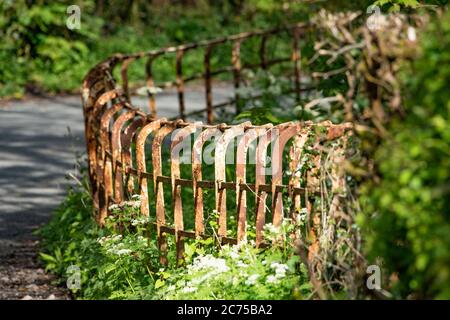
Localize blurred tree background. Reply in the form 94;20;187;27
0;0;381;98
1;0;449;299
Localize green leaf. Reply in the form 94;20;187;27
39;252;56;263
155;279;165;289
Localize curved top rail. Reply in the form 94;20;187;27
80;23;352;263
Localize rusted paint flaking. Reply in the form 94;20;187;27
271;123;302;227
98;103;126;224
121;117;146;195
121;57;135;102
171;123;199;263
255;129;274;247
111;110;136;203
288;128;310;211
135;119;166;217
145;55;158;117
86;89;120;217
215;121;251;238
192;127;224;236
80;23;354;265
236;125;272;243
152;123;178;265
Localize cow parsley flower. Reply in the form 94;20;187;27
190;255;230;274
182;286;197;293
245;274;260;286
266;275;278;284
108;204;119;211
270;262;289;278
131;217;147;226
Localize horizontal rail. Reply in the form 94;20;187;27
81;22;352;266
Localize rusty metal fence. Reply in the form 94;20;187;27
81;23;352;264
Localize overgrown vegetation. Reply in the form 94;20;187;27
3;0;445;98
38;176;313;299
359;10;450;299
35;0;450;300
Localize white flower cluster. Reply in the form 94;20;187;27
182;286;197;293
131;194;141;201
108;195;142;212
189;255;230;274
183;254;231;290
245;274;260;286
97;234;122;245
131;217;147;226
108;204;120;211
97;234;148;257
123;200;141;209
266;262;289;284
105;242;133;256
264;223;280;235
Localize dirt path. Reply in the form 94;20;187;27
0;87;233;299
0;95;84;299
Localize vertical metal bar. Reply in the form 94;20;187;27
292;27;301;103
192;127;222;237
236;127;268;243
215;122;250;238
288;129;310;212
255;130;273;247
145;55;157;117
112;111;136;203
152;124;177;266
121;58;134;103
271;123;300;227
176;50;185;120
232;40;242;115
122;117;145;196
204;45;214;124
88;90;119;223
171;123;197;265
135;119;165;217
99;103;125;224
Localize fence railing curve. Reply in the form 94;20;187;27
81;23;353;265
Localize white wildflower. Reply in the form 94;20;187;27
270;262;289;279
132;200;141;209
108;204;119;211
236;260;248;268
264;223;279;235
228;250;240;260
245;274;260;286
266;275;278;284
131;217;147;226
167;285;176;291
115;249;132;256
190;255;229;273
182;286;197;293
131;194;141;201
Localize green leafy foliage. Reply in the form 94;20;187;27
39;176;313;299
373;0;448;11
359;10;450;299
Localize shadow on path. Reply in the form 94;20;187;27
0;95;84;299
